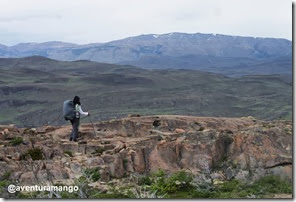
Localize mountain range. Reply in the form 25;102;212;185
0;32;292;77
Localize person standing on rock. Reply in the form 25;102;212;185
70;96;89;142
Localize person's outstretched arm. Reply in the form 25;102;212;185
77;105;89;117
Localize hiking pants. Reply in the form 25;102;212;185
70;118;80;140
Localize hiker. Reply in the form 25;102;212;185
70;96;89;142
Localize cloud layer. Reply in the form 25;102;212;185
0;0;292;45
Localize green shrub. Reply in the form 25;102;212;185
149;170;193;195
147;172;292;199
138;176;152;186
0;180;10;188
164;171;193;193
10;137;23;146
195;175;293;199
216;179;242;192
245;175;292;195
0;171;11;181
20;148;44;160
84;167;100;182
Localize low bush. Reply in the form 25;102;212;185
84;167;100;182
20;148;44;160
10;137;23;146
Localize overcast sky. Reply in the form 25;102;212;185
0;0;292;46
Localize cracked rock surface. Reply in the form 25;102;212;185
0;115;292;185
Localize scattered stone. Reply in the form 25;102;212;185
0;132;5;140
225;167;234;180
175;128;186;133
3;129;9;136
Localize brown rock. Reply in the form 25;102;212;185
109;155;125;178
86;157;104;167
3;129;9;135
99;165;110;182
0;132;5;140
20;171;37;184
132;148;146;173
175;128;185;133
114;141;125;153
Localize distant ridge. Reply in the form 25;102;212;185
0;32;292;77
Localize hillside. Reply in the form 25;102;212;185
0;57;292;127
0;115;292;198
0;32;292;77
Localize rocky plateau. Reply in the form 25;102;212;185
0;115;292;198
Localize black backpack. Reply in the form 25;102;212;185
63;100;76;121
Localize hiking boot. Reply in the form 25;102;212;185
73;138;78;142
69;137;73;141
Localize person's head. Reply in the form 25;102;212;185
73;96;81;105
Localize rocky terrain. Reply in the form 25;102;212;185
0;115;292;198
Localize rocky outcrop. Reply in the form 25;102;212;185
0;115;292;186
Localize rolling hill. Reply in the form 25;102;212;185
0;56;291;127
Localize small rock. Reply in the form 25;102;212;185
114;141;125;153
3;129;9;136
12;153;21;161
70;163;82;174
20;172;37;184
87;157;104;167
210;171;225;180
157;140;167;147
225;167;234;180
0;132;5;140
104;144;115;151
213;179;224;185
235;170;249;181
175;128;185;133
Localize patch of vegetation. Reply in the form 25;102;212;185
244;175;292;196
190;175;292;199
95;148;105;155
0;171;11;181
58;191;80;198
0;179;10;188
138;176;152;186
84;167;100;182
11;172;292;199
20;148;44;161
64;150;73;157
123;159;128;169
0;179;12;198
9;137;23;146
89;191;130;199
16;191;41;199
138;169;194;197
136;170;292;199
